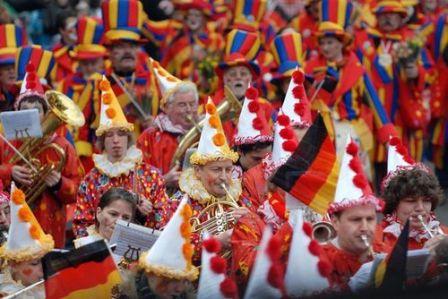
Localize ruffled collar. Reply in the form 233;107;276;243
93;146;142;178
153;113;189;135
383;213;441;243
179;168;242;205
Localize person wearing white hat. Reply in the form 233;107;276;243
378;137;447;251
138;60;199;188
0;183;54;298
173;98;255;264
233;86;273;177
0;63;83;249
321;137;388;291
73;76;172;239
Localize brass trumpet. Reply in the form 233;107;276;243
417;215;446;237
9;91;85;204
190;183;239;235
361;234;375;257
304;209;337;244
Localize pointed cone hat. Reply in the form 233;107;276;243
96;75;134;136
0;183;54;262
281;69;312;128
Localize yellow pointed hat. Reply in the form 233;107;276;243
0;183;54;262
96;75;134;136
190;98;238;165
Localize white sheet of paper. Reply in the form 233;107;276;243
109;219;161;261
369;248;431;282
0;109;42;140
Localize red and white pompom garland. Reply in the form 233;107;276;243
202;238;238;299
301;222;332;278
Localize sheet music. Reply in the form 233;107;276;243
109;219;161;260
0;109;42;140
369;248;431;281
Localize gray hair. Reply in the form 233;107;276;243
165;82;199;106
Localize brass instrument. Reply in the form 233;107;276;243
361;234;375;257
9;91;85;204
170;86;242;168
190;183;239;235
417;215;446;237
303;208;336;244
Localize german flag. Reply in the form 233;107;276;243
374;220;409;291
43;240;122;299
270;114;339;215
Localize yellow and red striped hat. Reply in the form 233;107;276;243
0;24;27;65
71;17;107;60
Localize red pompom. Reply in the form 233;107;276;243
252;118;264;130
389;136;401;146
292;69;305;84
203;238;221;253
27;73;36;81
26;63;35;73
308;240;321;256
267;236;282;261
349;158;362;174
267;264;284;289
302;222;313;237
248;100;260;113
26;82;36;89
353;173;368;189
210;256;227;274
318;260;332;277
277;114;290;126
292;86;305;99
403;154;415;164
279;127;294;139
245;86;258;99
220;278;238;298
294;102;305;117
282;140;297;152
396;144;408;156
346;142;358;156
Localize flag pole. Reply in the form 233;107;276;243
3;280;44;299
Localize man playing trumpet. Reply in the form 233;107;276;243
0;63;83;248
172;98;255;264
321;138;389;291
378;137;448;250
138;62;199;188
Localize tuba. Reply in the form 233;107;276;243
9;91;85;204
190;183;240;235
170;86;242;168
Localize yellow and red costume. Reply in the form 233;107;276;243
0;135;83;248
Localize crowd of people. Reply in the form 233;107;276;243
0;0;448;298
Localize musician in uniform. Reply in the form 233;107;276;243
172;98;256;264
73;77;172;238
137;62;199;188
0;64;83;248
212;28;274;145
102;0;159;136
378;137;447;250
57;16;107;172
320;139;388;291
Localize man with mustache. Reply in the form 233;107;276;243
355;0;432;181
102;0;159;135
212;28;273;146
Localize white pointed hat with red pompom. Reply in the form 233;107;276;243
285;209;331;297
14;63;45;109
281;68;312;128
243;226;286;299
382;136;429;190
262;111;298;179
328;137;383;214
197;235;238;299
234;86;273;146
